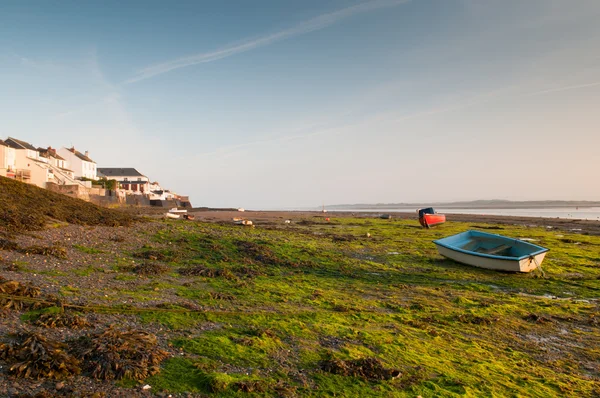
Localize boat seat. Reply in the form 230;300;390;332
477;244;511;255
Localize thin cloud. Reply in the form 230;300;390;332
192;85;515;159
125;0;410;84
527;81;600;96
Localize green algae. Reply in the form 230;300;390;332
137;218;599;396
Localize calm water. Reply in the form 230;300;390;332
330;207;600;221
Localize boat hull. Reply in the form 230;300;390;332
419;214;446;228
433;230;549;273
436;244;547;272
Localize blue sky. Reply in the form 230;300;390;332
1;0;599;208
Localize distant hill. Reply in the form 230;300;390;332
327;200;600;210
0;176;135;232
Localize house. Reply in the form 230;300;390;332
0;139;16;178
57;147;97;180
38;147;75;181
97;168;150;194
4;137;50;187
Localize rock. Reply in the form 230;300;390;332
56;382;65;390
142;384;152;390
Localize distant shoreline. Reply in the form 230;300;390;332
326;205;599;210
324;200;600;211
181;209;600;236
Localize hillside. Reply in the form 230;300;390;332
0;176;135;232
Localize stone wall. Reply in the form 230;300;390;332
46;182;90;201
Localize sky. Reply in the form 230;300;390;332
1;0;599;209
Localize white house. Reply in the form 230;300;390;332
38;147;76;182
57;147;97;180
0;139;16;178
4;137;50;187
97;168;150;194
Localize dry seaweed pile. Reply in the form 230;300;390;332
0;278;42;310
0;176;135;232
235;240;292;267
133;246;179;262
73;327;169;381
0;238;67;259
133;262;169;276
178;265;234;279
0;331;80;379
320;357;401;381
33;312;91;329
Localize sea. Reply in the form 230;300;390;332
328;207;600;221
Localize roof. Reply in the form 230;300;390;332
98;168;146;178
66;147;94;163
0;139;6;147
38;148;65;160
6;137;37;151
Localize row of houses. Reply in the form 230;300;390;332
0;137;189;206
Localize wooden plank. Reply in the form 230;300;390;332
478;244;511;255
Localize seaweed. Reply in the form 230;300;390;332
0;331;80;379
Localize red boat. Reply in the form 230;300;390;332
418;208;446;228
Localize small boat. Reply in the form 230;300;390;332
165;213;180;219
433;230;549;272
233;218;253;226
380;214;392;220
183;214;195;220
169;207;187;214
418;207;446;228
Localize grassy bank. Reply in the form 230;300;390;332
0;176;134;232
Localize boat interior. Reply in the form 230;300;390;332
453;233;540;258
460;238;514;257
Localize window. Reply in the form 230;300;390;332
138;178;142;181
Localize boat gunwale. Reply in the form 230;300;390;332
433;230;549;261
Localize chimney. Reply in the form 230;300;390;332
85;150;89;157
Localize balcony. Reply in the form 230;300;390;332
15;169;31;181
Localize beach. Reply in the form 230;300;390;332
186;209;600;236
0;207;599;397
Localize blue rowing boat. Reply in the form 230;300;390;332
433;230;549;272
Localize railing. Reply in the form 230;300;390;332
15;169;31;180
46;163;87;187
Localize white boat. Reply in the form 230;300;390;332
165;213;180;219
169;207;187;214
433;230;549;273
